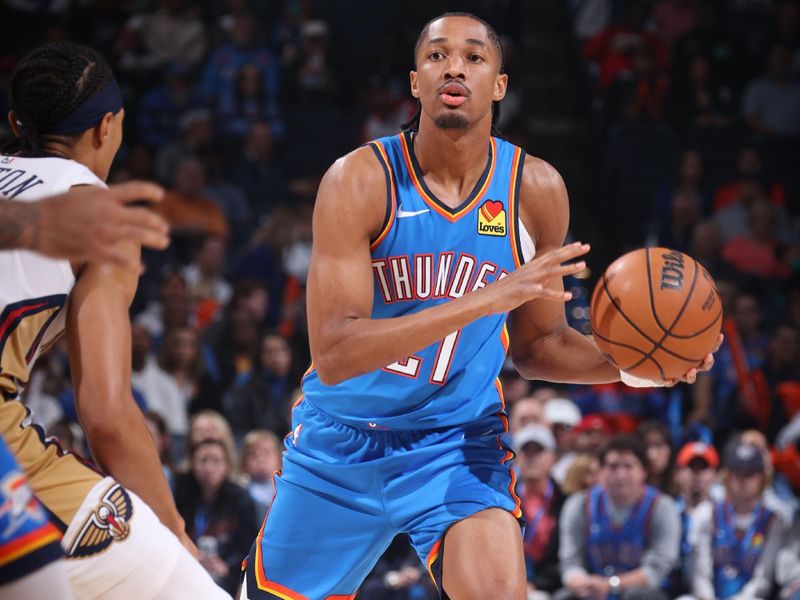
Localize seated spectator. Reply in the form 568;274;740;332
144;409;178;487
654;149;712;225
135;270;193;341
742;42;800;137
514;425;566;597
668;441;720;597
215;63;275;142
131;323;189;446
239;430;282;525
649;190;703;253
360;535;437;600
284;19;339;103
157;157;230;239
557;435;679;600
544;397;582;485
136;63;197;148
159;326;225;415
690;220;723;276
359;73;416;144
185;410;238;474
155;109;214;184
722;199;794;279
199;150;252;248
199;13;279;129
713;146;787;213
182;235;233;325
582;0;669;93
224;332;294;440
561;454;601;497
509;393;548;435
688;442;788;600
667;53;734;130
776;519;800;600
638;421;675;494
206;305;261;396
573;415;612;456
604;45;670;124
174;438;257;594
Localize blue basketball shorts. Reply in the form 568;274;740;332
240;398;523;599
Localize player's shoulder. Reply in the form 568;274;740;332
519;154;567;200
516;154;569;246
322;144;386;189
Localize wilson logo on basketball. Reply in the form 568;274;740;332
660;250;685;290
477;200;506;236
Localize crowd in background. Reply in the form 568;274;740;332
2;0;800;598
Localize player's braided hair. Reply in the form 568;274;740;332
402;12;504;136
6;42;114;157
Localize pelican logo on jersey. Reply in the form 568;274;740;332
477;200;506;237
66;484;132;558
372;252;508;304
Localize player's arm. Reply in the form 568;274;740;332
308;148;589;385
65;236;188;543
0;181;168;264
508;156;620;384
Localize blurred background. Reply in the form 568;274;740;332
2;1;799;598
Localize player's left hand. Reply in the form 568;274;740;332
664;333;724;387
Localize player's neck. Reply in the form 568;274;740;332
44;138;108;181
413;117;491;204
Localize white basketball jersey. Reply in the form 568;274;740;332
0;155;105;398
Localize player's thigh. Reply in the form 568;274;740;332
0;561;75;600
441;507;526;600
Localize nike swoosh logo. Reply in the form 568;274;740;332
397;205;430;218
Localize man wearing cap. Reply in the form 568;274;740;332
688;442;788;599
514;425;566;598
556;435;680;600
667;442;720;596
544;397;582;485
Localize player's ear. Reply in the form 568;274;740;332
94;112;114;147
410;70;420;99
493;73;508;102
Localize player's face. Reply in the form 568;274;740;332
410;16;507;130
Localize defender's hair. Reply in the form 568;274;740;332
402;12;504;135
7;42;114;156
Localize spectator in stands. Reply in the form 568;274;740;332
155;109;214;184
649;189;702;253
359;73;416;144
722;199;794;279
668;441;720;597
736;429;798;523
199;12;279;130
545;397;582;484
215;63;277;142
136;270;193;341
239;429;281;524
499;369;533;404
777;519;800;600
667;53;734;130
557;435;679;600
691;220;723;276
743;42;800;136
121;0;206;69
199;150;252;248
144;409;178;487
654;149;711;224
226;120;288;217
560;453;601;496
509;393;548;435
573;415;612;456
514;425;566;597
174;438;257;594
206;305;261;396
158;156;230;239
224;331;293;441
186;410;238;472
181;235;233;323
760;324;800;442
652;0;699;46
713;146;787;213
136;63;196;148
638;421;676;494
688;442;787;600
159;326;224;415
582;0;669;93
285;19;339;103
604;45;670;124
131;323;188;446
360;535;437;600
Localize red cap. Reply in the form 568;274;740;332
574;415;612;434
676;442;720;469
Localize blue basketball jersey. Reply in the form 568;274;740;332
301;131;528;430
585;484;660;576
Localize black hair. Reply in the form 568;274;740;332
599;434;649;470
6;42;114;157
402;12;504;135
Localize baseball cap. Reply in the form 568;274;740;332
574;415;612;435
724;442;765;473
544;398;581;428
676;442;720;469
513;424;556;453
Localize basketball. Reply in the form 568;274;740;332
590;247;723;381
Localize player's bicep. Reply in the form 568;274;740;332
306;150;386;360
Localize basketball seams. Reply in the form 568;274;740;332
591;327;667;379
600;273;658;345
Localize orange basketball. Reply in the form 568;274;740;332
590;247;723;381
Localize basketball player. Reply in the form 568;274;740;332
2;43;228;598
0;180;169;267
240;13;717;600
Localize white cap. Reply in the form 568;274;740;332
513;424;556;452
544;397;581;427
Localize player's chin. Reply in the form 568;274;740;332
432;111;470;130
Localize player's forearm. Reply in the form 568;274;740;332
313;285;500;385
0;198;38;250
513;326;619;383
83;398;184;535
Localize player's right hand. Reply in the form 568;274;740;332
33;181;169;267
489;241;590;313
